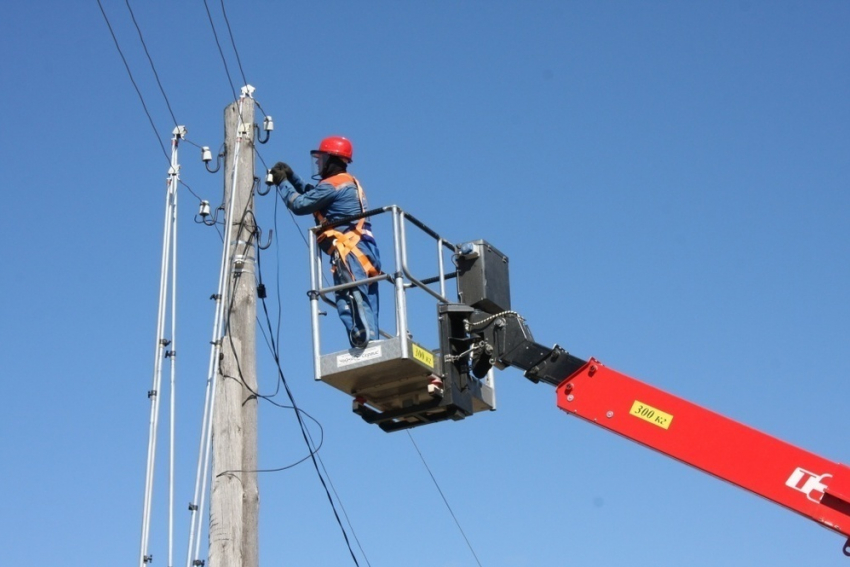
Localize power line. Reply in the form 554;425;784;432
219;0;249;87
255;246;366;566
124;0;179;127
180;180;203;203
215;200;367;565
407;431;484;567
202;0;238;100
263;198;372;565
96;0;169;162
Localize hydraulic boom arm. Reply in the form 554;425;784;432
442;305;850;554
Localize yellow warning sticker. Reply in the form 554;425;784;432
412;344;434;369
629;400;673;430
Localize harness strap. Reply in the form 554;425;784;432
314;174;380;278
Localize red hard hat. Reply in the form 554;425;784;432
312;136;353;162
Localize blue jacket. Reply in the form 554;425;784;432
281;172;366;222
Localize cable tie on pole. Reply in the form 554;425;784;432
210;293;222;301
159;338;171;346
143;554;153;563
148;390;157;399
188;502;198;511
165;350;176;359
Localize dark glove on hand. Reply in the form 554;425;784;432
270;162;293;186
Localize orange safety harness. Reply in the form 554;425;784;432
313;173;381;278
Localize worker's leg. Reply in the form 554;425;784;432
353;240;380;342
332;256;358;345
332;243;380;347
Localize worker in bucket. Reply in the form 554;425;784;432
270;136;381;348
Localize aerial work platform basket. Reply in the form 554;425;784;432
307;205;499;432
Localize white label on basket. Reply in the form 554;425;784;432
337;345;382;367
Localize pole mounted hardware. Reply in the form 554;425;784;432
195;202;224;226
201;145;225;173
256;115;273;144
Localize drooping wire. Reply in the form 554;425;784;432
261;197;372;565
202;190;368;565
311;443;373;567
254;242;367;566
202;0;238;100
96;0;169;162
407;431;484;567
123;0;179;127
219;0;249;87
254;145;269;171
213;208;326;476
179;180;204;203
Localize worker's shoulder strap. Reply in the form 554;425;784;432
320;173;356;189
314;173;368;224
314;174;378;278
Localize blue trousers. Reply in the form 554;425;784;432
332;240;381;347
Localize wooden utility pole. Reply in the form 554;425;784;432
209;92;259;567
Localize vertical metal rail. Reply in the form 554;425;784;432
391;206;409;356
186;94;248;567
437;238;447;299
168;133;179;567
139;126;183;567
308;206;459;365
308;230;323;381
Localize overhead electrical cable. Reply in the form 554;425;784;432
202;0;238;100
407;431;484;567
312;445;373;567
219;0;249;87
96;0;169;162
123;0;179;127
252;197;370;564
254;238;367;566
179;180;204;203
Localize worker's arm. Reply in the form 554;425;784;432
280;178;337;216
287;172;313;195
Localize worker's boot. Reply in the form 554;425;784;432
350;328;368;348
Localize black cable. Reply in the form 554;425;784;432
219;0;248;87
124;0;179;127
312;444;373;567
255;211;368;566
258;315;364;565
179;180;204;203
216;199;366;565
214;398;324;475
256;277;364;566
254;145;269;171
407;431;484;567
215;207;321;477
202;0;238;100
96;0;169;163
277;186;312;250
255;100;269;120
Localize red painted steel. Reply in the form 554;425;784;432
556;358;850;540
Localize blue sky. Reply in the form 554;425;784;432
1;1;849;566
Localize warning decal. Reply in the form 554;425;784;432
412;344;434;369
629;400;674;430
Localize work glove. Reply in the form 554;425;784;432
269;162;293;186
